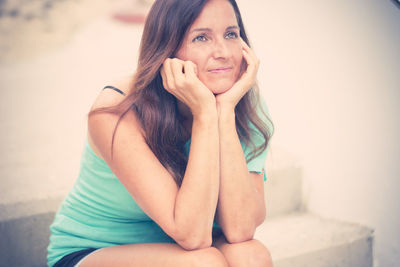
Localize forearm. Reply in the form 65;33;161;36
173;109;220;249
217;107;265;242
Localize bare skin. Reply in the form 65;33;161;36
82;0;273;266
80;243;228;267
80;238;272;267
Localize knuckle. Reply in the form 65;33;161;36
172;58;182;65
164;58;171;65
184;62;194;73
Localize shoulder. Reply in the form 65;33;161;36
90;74;135;111
88;74;143;161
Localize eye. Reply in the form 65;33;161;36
225;31;238;39
192;34;208;42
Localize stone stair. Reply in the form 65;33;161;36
256;150;374;267
0;146;374;267
256;212;373;267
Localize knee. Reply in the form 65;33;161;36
190;247;228;267
251;242;273;267
225;239;274;267
244;240;273;267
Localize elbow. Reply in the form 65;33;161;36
171;217;214;251
223;209;266;244
256;208;267;226
174;227;212;250
177;236;212;251
224;225;256;244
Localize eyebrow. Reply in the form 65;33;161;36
190;25;240;33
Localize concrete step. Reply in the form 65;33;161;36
0;210;373;267
0;211;54;267
264;146;304;218
255;212;374;267
265;163;303;218
0;146;303;266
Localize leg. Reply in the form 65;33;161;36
79;243;228;267
213;235;273;267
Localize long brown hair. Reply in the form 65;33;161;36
89;0;274;185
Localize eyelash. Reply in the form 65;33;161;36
192;31;239;43
192;34;208;42
225;31;238;39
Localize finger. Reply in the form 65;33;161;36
240;38;258;64
242;49;256;74
170;58;185;86
243;42;260;68
240;37;250;53
188;61;198;76
237;51;257;87
160;66;168;90
183;61;198;79
193;63;198;76
163;58;176;92
240;38;252;53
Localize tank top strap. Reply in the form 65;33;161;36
103;85;126;96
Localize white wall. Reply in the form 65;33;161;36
237;0;400;266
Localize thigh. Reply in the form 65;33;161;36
213;235;273;267
79;243;227;267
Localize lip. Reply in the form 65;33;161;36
208;67;233;74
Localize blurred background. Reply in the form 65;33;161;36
0;0;399;266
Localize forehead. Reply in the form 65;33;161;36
190;0;238;29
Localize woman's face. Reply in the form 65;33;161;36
176;0;243;95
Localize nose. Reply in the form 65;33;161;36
212;38;231;59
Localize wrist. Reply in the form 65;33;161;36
216;102;235;119
192;103;218;124
217;108;236;130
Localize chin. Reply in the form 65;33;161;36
211;87;230;95
206;81;235;95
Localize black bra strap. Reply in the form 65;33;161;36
103;86;125;96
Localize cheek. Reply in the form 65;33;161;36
176;44;203;63
185;51;207;69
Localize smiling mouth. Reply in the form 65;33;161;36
208;67;233;74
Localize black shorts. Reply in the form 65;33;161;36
53;248;97;267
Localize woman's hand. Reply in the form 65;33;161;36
161;58;216;117
215;38;260;113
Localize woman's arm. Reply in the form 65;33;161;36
216;106;266;243
161;59;222;248
214;39;266;243
88;64;220;250
174;109;219;249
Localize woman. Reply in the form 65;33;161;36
47;0;274;266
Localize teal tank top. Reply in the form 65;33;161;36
47;102;272;266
